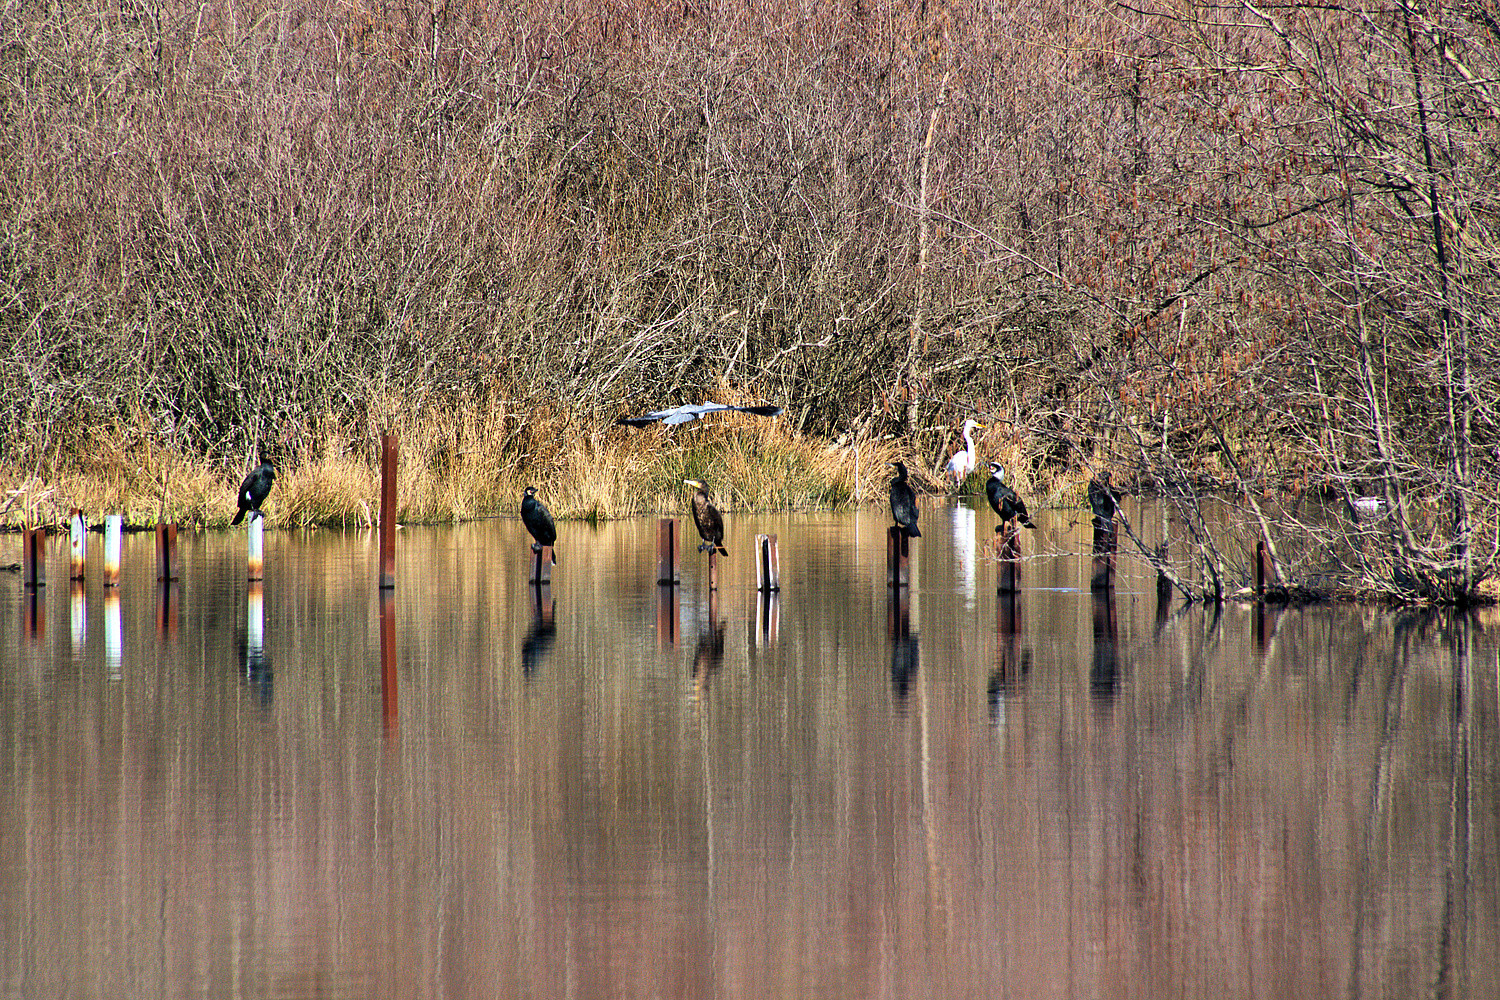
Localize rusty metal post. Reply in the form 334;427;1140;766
530;545;554;585
156;522;178;581
1090;522;1115;592
70;510;86;580
657;518;679;585
104;515;122;588
247;515;265;582
887;526;910;588
379;433;398;589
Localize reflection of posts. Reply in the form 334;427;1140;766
245;581;270;703
754;592;780;646
70;581;86;655
105;590;122;680
656;584;679;649
990;590;1029;719
22;586;44;640
522;584;557;677
1090;590;1120;702
692;622;726;693
886;526;910;588
157;581;178;635
1090;522;1116;592
887;590;918;705
380;587;397;731
1254;603;1268;652
997;523;1020;594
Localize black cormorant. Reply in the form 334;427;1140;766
231;458;275;525
985;462;1037;530
521;486;558;563
888;461;922;538
684;479;729;556
944;418;984;486
1088;471;1119;527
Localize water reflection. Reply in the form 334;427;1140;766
1;506;1496;1000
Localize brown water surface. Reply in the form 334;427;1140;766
2;500;1496;999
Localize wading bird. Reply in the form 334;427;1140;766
520;486;558;563
684;479;729;556
889;461;922;538
617;401;783;428
985;462;1037;530
943;418;985;487
231;457;275;525
1088;471;1119;528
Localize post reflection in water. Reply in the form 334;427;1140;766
2;510;1497;1000
521;584;556;678
70;581;85;656
156;581;179;637
752;592;779;647
887;589;918;707
22;587;44;642
244;581;271;704
656;582;679;649
379;586;396;732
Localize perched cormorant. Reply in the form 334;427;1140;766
683;479;729;556
943;418;985;486
231;458;275;525
617;401;784;427
888;461;922;538
520;486;558;563
1088;471;1119;527
985;462;1037;530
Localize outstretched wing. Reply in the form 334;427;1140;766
617;401;782;427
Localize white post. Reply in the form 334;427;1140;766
104;515;122;587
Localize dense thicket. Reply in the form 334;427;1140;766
2;0;1497;597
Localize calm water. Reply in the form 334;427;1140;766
2;501;1496;999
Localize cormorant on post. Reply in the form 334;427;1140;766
1088;471;1119;528
985;462;1037;530
231;458;275;525
683;479;729;556
888;461;922;538
520;486;558;563
617;401;783;428
943;418;985;486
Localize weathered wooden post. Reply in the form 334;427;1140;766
529;545;554;585
156;522;178;582
22;524;44;590
886;526;910;588
1155;539;1172;607
997;523;1020;594
657;518;680;585
755;534;780;593
70;510;86;580
247;515;265;582
380;587;397;732
1090;521;1116;592
706;548;719;592
104;515;122;588
379;432;398;590
1254;538;1269;598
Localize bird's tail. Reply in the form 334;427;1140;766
1022;518;1038;529
230;509;246;526
906;525;922;538
716;543;729;557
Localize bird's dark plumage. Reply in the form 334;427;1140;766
986;462;1036;530
684;479;728;556
1088;472;1119;527
520;486;558;563
888;461;921;538
231;460;275;525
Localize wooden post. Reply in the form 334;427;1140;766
156;523;178;581
887;526;910;588
247;515;265;582
529;545;554;585
657;518;679;585
22;525;44;589
1090;521;1115;591
1255;538;1268;598
756;534;780;593
380;587;398;732
70;510;86;580
1156;540;1172;605
707;547;718;592
997;523;1020;594
104;515;122;588
379;432;398;589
